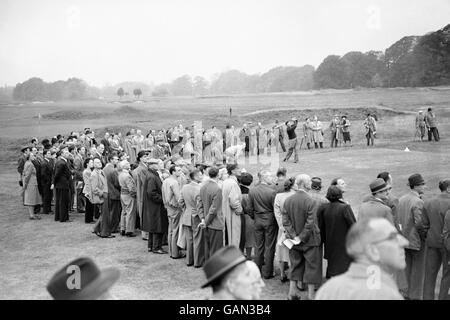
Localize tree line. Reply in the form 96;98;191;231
10;23;450;101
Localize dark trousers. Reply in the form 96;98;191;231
108;198;122;233
148;232;163;251
93;199;112;237
168;213;181;258
254;214;278;278
330;132;338;148
404;246;427;299
428;127;440;141
193;215;205;267
84;196;95;223
76;185;85;212
205;228;224;261
42;184;52;214
284;138;298;162
423;247;450;300
54;188;70;222
289;245;322;284
184;225;194;266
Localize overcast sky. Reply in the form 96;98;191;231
0;0;449;87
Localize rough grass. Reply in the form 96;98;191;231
0;87;449;299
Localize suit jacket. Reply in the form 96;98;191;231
397;191;427;250
103;163;121;200
41;158;54;187
423;193;450;248
179;181;201;227
282;189;321;247
198;180;224;231
52;157;71;189
358;196;394;225
89;169;108;204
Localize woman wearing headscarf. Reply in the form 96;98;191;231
22;153;42;220
274;177;296;282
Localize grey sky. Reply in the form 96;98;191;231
0;0;449;87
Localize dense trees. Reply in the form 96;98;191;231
13;77;90;101
10;24;449;101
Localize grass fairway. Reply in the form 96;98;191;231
0;87;448;299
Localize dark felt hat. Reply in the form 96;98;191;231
408;173;425;187
311;177;322;190
201;246;247;288
369;178;390;194
46;257;120;300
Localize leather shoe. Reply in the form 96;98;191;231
153;249;168;254
125;232;137;237
171;253;186;259
121;231;126;236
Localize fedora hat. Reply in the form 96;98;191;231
369;178;390;194
46;257;120;300
201;246;247;288
408;173;425;187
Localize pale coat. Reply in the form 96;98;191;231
311;120;324;143
89;169;108;204
221;176;243;247
179;181;201;227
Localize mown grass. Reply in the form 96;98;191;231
0;87;448;299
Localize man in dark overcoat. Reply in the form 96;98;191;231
143;159;168;254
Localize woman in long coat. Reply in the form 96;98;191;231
22;153;42;220
222;170;243;247
317;185;356;278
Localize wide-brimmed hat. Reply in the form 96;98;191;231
369;178;390;194
46;257;120;300
408;173;425;187
201;246;247;288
